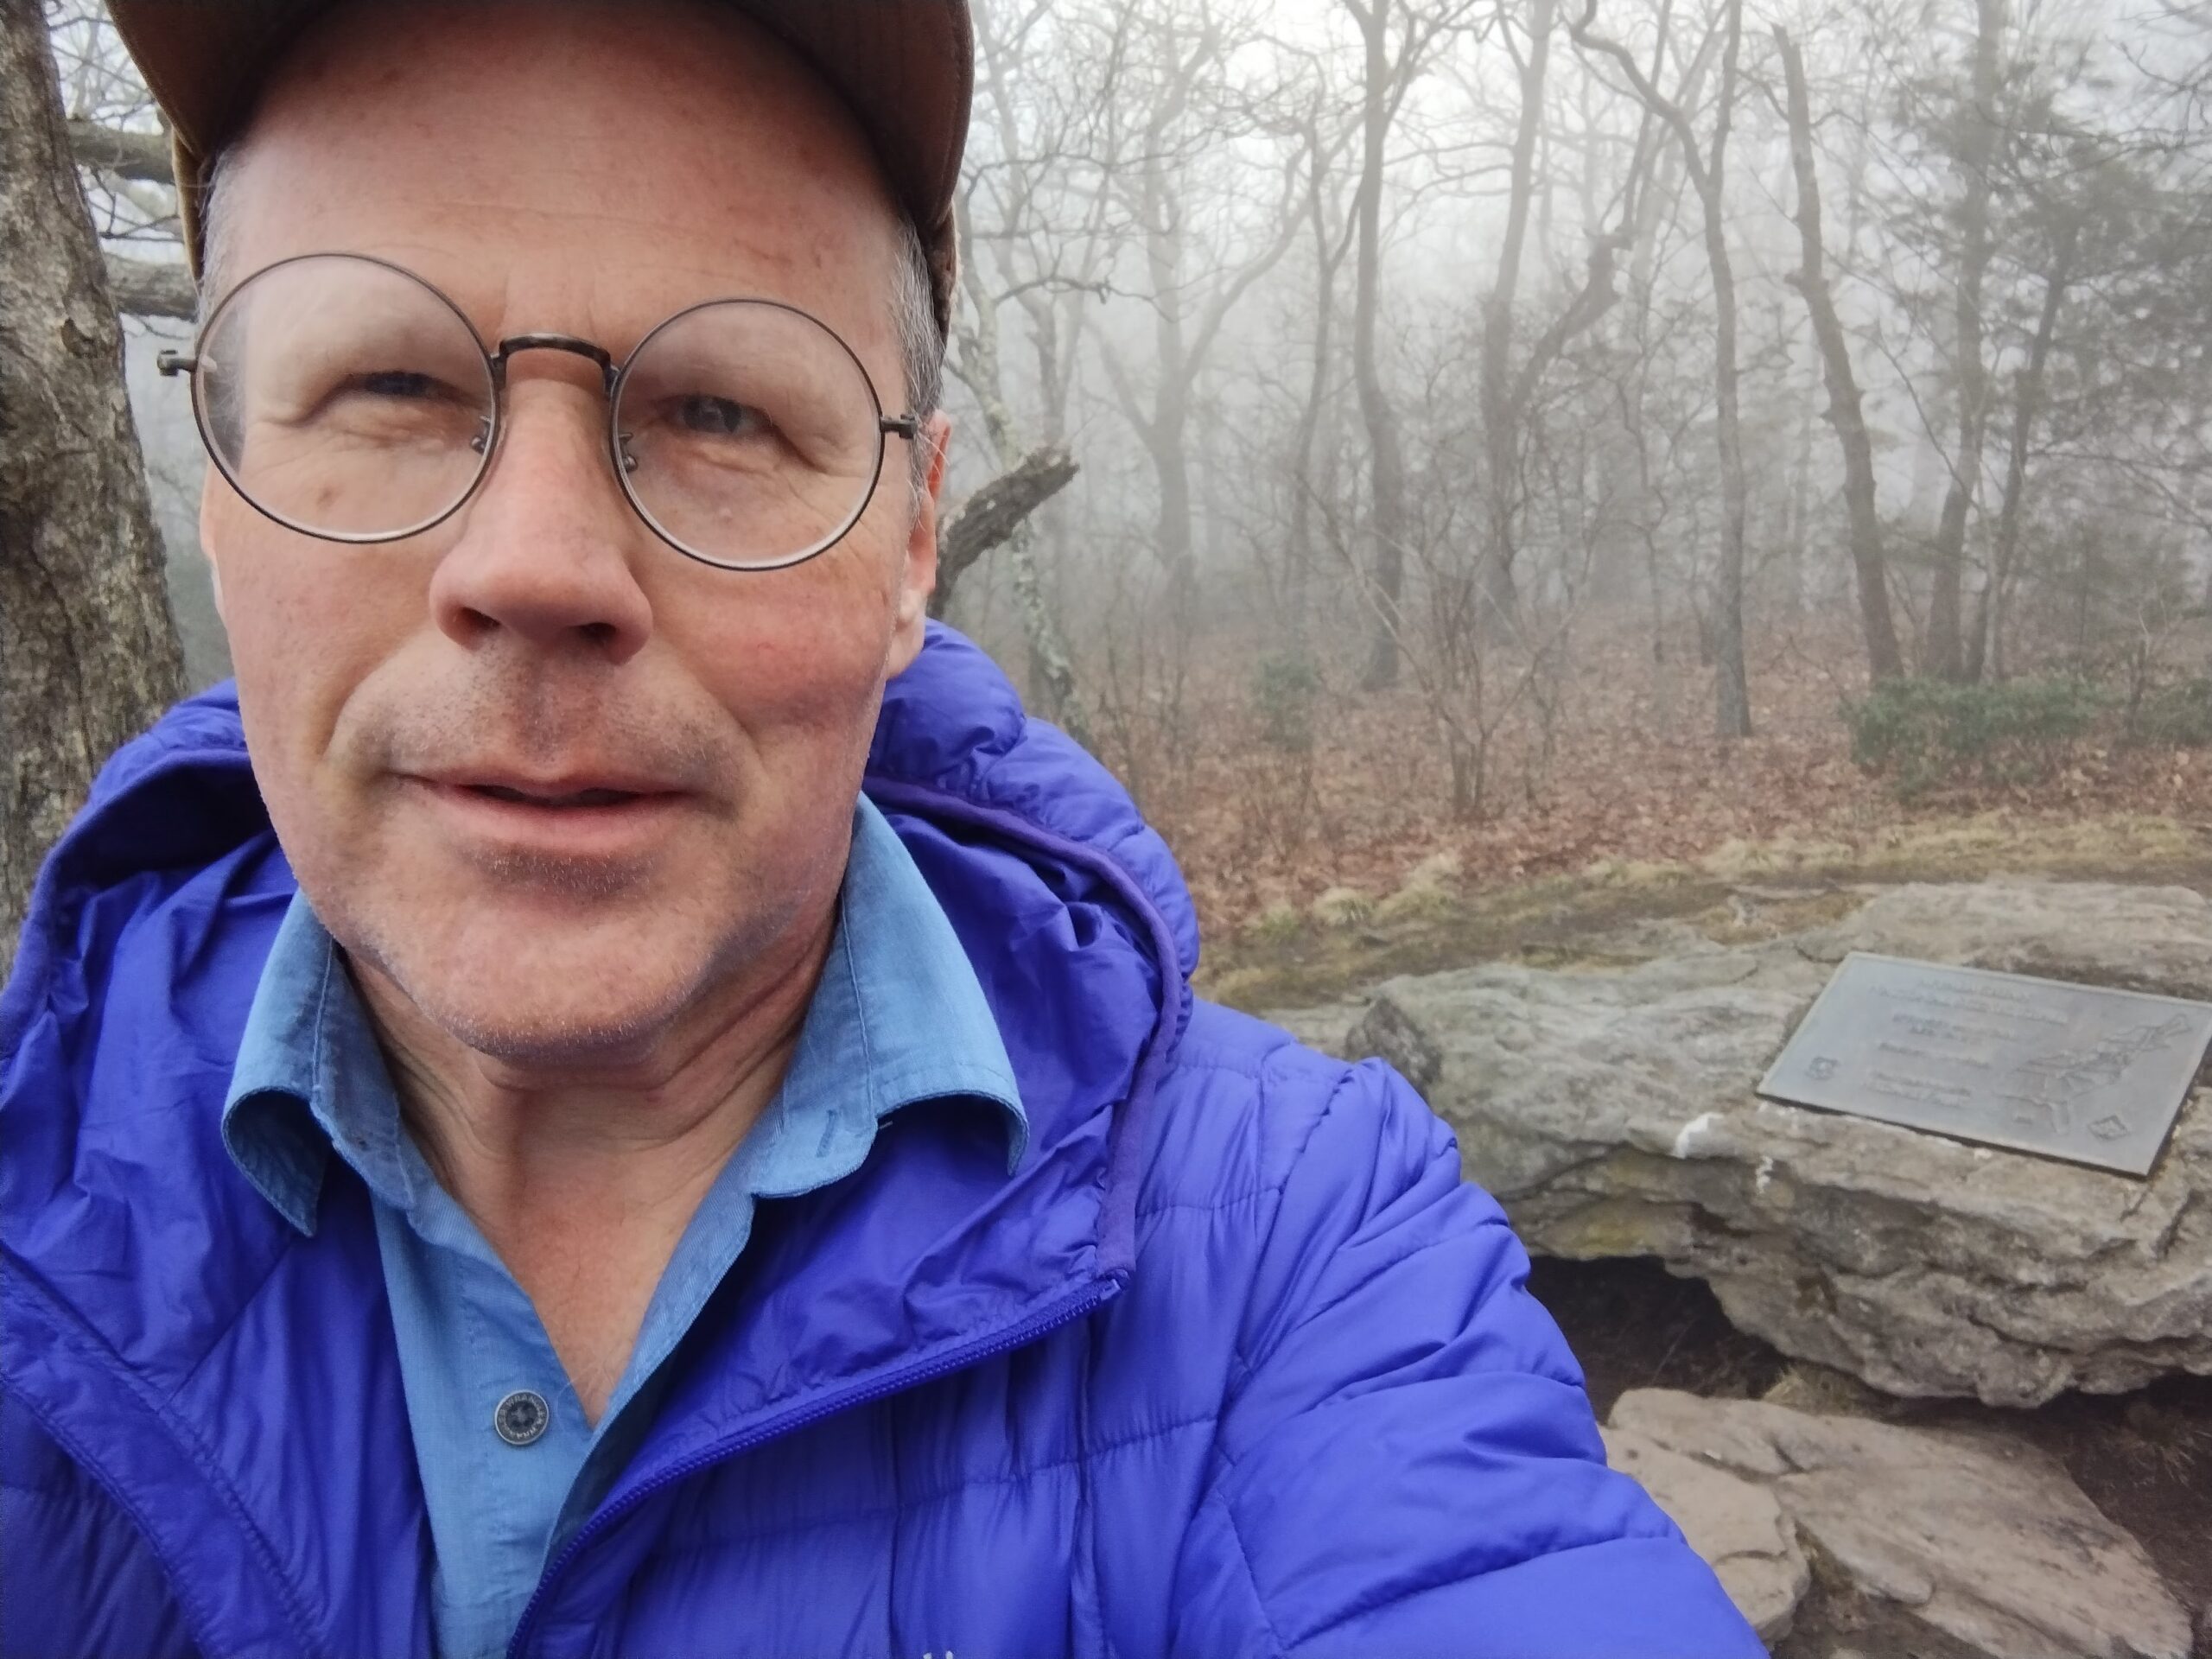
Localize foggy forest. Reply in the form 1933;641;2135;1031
37;0;2212;955
15;0;2212;1642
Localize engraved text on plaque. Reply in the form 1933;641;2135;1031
1757;953;2210;1177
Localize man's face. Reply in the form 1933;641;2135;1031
203;1;942;1066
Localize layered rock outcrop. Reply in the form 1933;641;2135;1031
1325;880;2212;1405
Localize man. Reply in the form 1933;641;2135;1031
0;3;1763;1655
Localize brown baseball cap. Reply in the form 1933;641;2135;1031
106;0;972;334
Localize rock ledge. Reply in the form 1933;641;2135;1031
1332;880;2212;1404
1606;1387;2195;1659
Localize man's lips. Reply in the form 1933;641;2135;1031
404;771;693;861
414;767;688;806
462;781;651;809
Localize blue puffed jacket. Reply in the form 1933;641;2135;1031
1;624;1761;1659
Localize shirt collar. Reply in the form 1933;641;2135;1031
222;796;1026;1235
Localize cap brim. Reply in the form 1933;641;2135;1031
109;0;968;328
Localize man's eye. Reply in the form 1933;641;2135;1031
674;394;768;436
354;369;442;399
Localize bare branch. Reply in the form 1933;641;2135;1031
68;118;173;184
932;444;1079;613
105;252;194;319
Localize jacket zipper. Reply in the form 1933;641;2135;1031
505;1274;1122;1659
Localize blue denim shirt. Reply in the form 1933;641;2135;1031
221;798;1025;1659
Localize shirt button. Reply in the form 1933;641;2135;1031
493;1389;550;1446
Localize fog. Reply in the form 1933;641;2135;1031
53;0;2212;932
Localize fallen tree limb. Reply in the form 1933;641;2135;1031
68;118;173;183
105;252;194;320
931;443;1077;616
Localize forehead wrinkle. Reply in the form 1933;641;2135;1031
221;0;906;376
329;219;849;359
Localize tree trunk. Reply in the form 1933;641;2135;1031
1287;125;1351;656
1925;0;2005;680
1700;0;1751;736
933;446;1080;603
1138;144;1199;610
1349;0;1412;690
1707;209;1751;737
1;0;186;974
944;197;1094;748
1571;0;1749;734
1785;397;1813;615
1967;214;2074;683
1476;0;1556;635
1775;24;1904;682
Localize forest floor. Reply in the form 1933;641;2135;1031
1147;613;2212;1636
1154;613;2212;1007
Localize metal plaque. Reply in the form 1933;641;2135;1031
1758;953;2211;1177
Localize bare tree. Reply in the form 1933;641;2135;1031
1472;0;1660;638
1967;206;2073;683
1474;0;1558;630
2;0;182;969
1281;72;1361;653
935;445;1082;602
1774;22;1904;682
1342;0;1475;690
1922;0;2006;681
939;0;1129;742
1097;0;1306;612
1572;0;1752;736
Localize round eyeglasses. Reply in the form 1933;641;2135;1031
158;251;920;572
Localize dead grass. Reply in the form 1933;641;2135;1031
1110;613;2212;998
1198;807;2212;1010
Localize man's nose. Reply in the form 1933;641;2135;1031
426;382;655;664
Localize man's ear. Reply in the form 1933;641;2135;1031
887;410;951;677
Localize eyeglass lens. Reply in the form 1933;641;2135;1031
192;254;890;569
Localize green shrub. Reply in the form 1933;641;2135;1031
2129;677;2212;747
1249;653;1322;754
1843;677;2104;798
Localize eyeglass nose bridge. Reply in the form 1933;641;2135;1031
489;333;620;396
480;332;627;465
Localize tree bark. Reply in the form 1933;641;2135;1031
1572;0;1751;735
1967;213;2074;683
1098;29;1301;627
944;187;1095;749
1136;135;1198;606
1;0;186;972
1775;24;1904;682
1287;108;1355;655
1347;0;1414;690
1925;0;2005;680
67;118;173;184
933;447;1080;605
105;251;195;319
1702;0;1749;738
1475;0;1556;632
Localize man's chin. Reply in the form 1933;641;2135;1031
354;927;716;1070
424;987;696;1068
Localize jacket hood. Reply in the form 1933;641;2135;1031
1;622;1197;1659
869;623;1199;980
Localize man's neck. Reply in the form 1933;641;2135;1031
350;918;835;1422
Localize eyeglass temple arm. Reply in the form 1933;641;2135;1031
157;351;195;376
880;415;919;440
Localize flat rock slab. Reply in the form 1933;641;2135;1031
1601;1422;1808;1642
1608;1389;2193;1659
1332;880;2212;1404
